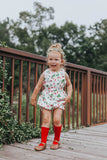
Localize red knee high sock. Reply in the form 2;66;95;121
54;125;62;142
41;127;49;144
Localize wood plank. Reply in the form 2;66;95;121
0;124;107;160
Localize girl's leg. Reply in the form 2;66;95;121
53;108;62;127
50;108;63;149
42;108;51;128
34;109;51;151
41;108;51;143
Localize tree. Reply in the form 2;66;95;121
9;2;54;54
0;2;106;71
89;19;107;71
46;22;96;68
0;19;15;48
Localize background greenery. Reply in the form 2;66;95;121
0;2;107;72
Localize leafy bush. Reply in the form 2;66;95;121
0;59;41;149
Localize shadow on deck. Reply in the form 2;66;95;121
0;124;107;160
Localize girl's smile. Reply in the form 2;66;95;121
47;51;63;71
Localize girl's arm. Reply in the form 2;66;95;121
31;72;44;106
64;72;72;104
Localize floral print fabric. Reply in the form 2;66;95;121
37;68;67;110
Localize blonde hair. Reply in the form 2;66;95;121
47;43;66;66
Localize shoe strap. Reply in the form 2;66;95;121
53;141;58;145
39;142;45;146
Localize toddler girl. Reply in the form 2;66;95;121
31;43;72;151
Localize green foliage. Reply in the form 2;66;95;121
0;20;15;48
0;60;41;148
0;41;8;47
89;19;107;71
0;2;106;72
8;2;54;54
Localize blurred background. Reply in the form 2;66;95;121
0;0;107;71
0;0;107;128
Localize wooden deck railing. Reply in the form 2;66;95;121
0;47;107;129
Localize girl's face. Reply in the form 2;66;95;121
47;51;63;71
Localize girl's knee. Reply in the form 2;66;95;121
43;117;50;124
53;109;62;126
42;109;51;126
53;118;61;126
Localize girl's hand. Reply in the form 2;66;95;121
58;96;71;105
64;96;71;105
31;97;36;107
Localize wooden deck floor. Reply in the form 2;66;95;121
0;124;107;160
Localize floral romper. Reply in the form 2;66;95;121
37;68;67;110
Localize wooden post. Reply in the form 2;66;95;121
82;71;91;127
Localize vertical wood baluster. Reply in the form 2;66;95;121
2;57;5;93
81;72;84;126
93;75;96;124
99;77;102;122
102;77;104;122
26;61;30;122
83;73;87;126
90;75;92;125
105;78;107;121
10;58;15;111
33;63;38;127
96;76;98;123
77;72;80;128
72;71;76;128
63;69;67;129
68;70;71;129
18;60;23;125
40;64;44;127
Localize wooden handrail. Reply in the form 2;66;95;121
0;47;107;128
0;47;107;75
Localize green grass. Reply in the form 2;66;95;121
13;93;40;124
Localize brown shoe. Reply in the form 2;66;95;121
50;140;60;150
34;142;46;151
